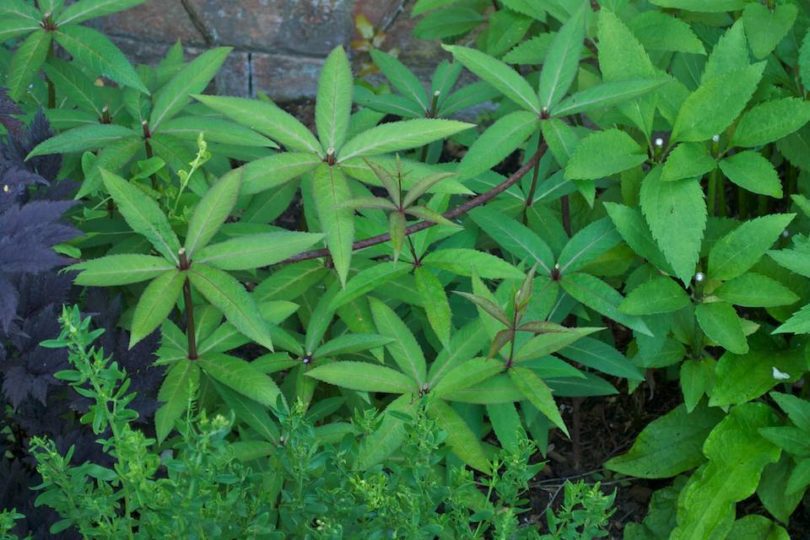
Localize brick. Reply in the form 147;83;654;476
90;0;204;46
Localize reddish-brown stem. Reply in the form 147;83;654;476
281;144;547;265
179;250;197;360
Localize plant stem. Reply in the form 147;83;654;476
141;121;158;189
179;250;198;360
521;138;543;224
561;195;572;236
282;144;546;264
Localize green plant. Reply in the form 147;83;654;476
542;481;615;540
1;0;148;104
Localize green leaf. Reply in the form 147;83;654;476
0;1;40;20
71;254;174;286
771;391;810;432
130;270;184;348
695;302;747;355
312;164;353;286
28;124;137;158
558;217;622;274
199;353;282;406
565;129;646;181
7;31;52;101
211;380;279;443
413;7;484;40
681;358;714;413
743;3;797;60
707;214;794;281
149;47;231;130
788;459;810;495
155;360;199;442
673;403;780;540
328;262;411;311
509;367;568;436
42;61;102;115
604;202;671;272
77;137;142;198
640;168;706;283
443;44;539;113
0;16;39;42
552;79;666;117
306;361;416;393
759;427;810;456
415;267;452;349
422;248;524;280
194;232;323;270
188;264;274;351
709;348;806;407
101;169;181;264
428;400;491;473
337;119;473;162
731;98;810;148
728;516;790;540
715;273;798;308
57;0;146;25
159;116;277;148
432;358;503;397
801;30;810;92
355;395;413;470
314;334;393;359
558;337;644;381
469;207;555;274
316;46;353;153
620;276;690;315
661;143;716;182
650;0;748;12
54;25;148;94
538;5;585;111
671;63;764;142
235;152;320;195
628;11;705;54
561;272;653;336
457;111;538;180
194;95;322;155
702;21;749;82
514;327;602;363
370;297;427;385
776;304;810;334
605;404;724;478
184;170;242;257
370;49;427;110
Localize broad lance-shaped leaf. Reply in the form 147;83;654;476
457;110;538;180
428;399;491;473
672;403;780;540
28;124;138;158
743;2;797;60
370;49;428;110
194;95;322;155
557;217;622;274
719;151;782;198
707;214;794;281
422;249;524;280
159;116;277;148
432;358;503;397
212;380;280;443
313;334;393;359
188;264;274;351
316;46;353;152
149;47;232;131
661;142;716;182
415;266;452;348
155;360;200;442
71;254;175;286
55;25;148;94
199;353;282;407
235;152;321;195
130;270;185;348
469;207;555;274
7;30;52;101
715;273;799;308
306;361;417;394
606;403;724;478
194;232;324;271
709;348;806;408
370;297;427;385
184;170;242;257
558;337;644;381
336;119;473;162
328;262;411;311
695;302;748;355
356;395;414;470
560;273;653;336
509;367;568;436
651;0;748;12
565;129;646;181
101;170;182;264
57;0;147;25
538;4;585;111
443;44;539;114
732;97;810;148
671;63;764;143
620;276;690;315
312;164;353;286
551;78;666;117
514;327;602;363
640;168;706;284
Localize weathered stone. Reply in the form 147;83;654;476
215;51;251;97
251;52;324;101
90;1;204;46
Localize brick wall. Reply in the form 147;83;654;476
91;0;441;102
